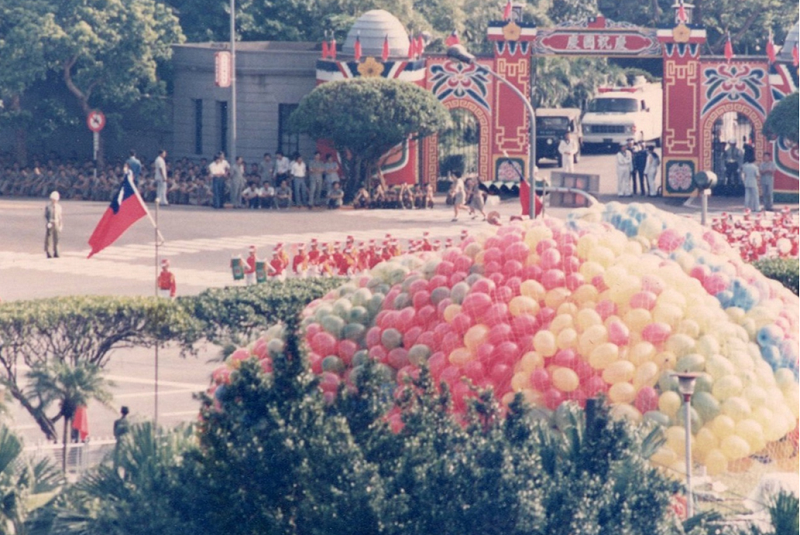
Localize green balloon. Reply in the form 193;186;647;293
692;391;720;422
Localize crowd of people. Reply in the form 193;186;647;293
615;139;661;197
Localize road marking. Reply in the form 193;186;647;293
114;388;202;399
104;374;208;389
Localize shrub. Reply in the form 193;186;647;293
753;257;799;295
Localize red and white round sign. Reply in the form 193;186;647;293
87;110;106;133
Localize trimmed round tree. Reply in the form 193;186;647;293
288;77;450;201
764;92;798;144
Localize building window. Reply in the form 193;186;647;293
278;104;300;156
193;99;203;155
218;101;228;155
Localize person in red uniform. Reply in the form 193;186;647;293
421;231;434;252
292;243;308;277
269;247;285;279
244;245;258;286
158;259;177;298
274;243;289;271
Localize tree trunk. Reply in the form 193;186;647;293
343;156;361;203
9;385;57;440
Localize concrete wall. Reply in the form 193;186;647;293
172;42;320;165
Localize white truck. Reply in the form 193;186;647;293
581;82;663;149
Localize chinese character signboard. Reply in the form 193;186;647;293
533;16;661;58
215;51;232;88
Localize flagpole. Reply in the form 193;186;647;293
154;198;160;428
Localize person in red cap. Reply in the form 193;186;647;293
158;259;176;298
274;243;289;270
244;245;258;285
421;231;433;252
292;243;308;278
269;247;285;280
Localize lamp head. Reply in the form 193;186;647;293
672;372;700;398
446;44;476;65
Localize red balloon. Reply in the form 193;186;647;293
384;289;401;310
536;238;557;255
337;340;358;364
595;299;617;320
441;332;462;356
310;331;337;356
417;305;436;326
428;352;446;378
483;247;503;265
490;363;512;388
388;347;410;370
540;248;561;270
305;322;322;341
412;290;431;310
484;303;510;327
503;241;530;263
552;348;578;369
574;359;594;381
454;255;473;273
398;307;416;331
491;341;520;366
368;345;387;363
403;326;422;349
260;359;273;374
320;372;341;393
470;278;496;296
536;307;556;327
428;275;448;290
565;388;587;407
408;278;429;296
416;331;438;351
452;313;474;336
440;365;462;387
517;334;535;353
635;386;659;413
543;387;564;410
565;272;585;291
494;285;514;304
503;260;524;279
542;269;566;290
397;365;420;384
462;292;493;318
451;381;472;411
463;360;485;383
583;375;608;397
511;314;539;339
476;342;495;363
436;260;455;277
309;353;324;374
433;322;454;344
530;368;551;391
449;272;467;286
523;264;543;282
488;323;513;346
505;276;523;296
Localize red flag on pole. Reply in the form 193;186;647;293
87;172;149;258
445;30;460;47
766;33;777;64
415;34;425;57
382;34;389;62
354;34;362;62
677;0;687;23
793;44;799;67
408;34;415;58
322;40;329;59
519;176;542;217
724;33;734;62
72;405;89;441
503;0;513;21
330;38;337;59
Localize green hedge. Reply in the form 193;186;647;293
753;257;799;296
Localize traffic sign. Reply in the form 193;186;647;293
215;51;232;87
87;110;106;133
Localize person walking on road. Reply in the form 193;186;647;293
558;132;577;173
616;145;633;197
154;149;169;205
759;151;776;211
126;150;142;187
44;191;63;258
450;174;467;221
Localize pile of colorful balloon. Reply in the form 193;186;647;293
211;202;799;476
711;208;798;262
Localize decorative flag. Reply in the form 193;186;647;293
503;0;513;21
415;34;425;57
322;40;329;59
87;172;149;258
72;405;89;441
519;175;542;217
382;34;389;62
407;34;415;58
445;30;460;47
724;32;734;62
354;34;362;62
793;44;799;67
766;32;776;64
330;37;337;59
677;0;687;23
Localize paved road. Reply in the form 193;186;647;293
2;151;794;444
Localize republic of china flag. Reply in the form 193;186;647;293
87;172;149;258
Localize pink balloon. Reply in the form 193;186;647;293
440;365;462;387
462;292;493;318
337;340;358;364
641;274;666;295
388;412;404;433
403;326;422;349
417;305;436;326
607;320;630;346
320;371;341;393
305;322;322;342
252;338;268;359
503;260;524;279
536;307;556;327
574;360;594;382
452;313;473;336
484;236;503;250
484;261;502;275
490;363;512;388
483;247;503;265
489;272;506;287
543;388;564;410
542;269;566;290
433;322;454;344
642;322;672;344
384;289;401;310
449;271;468;286
565;272;585;291
536;238;557;255
523;264;543;282
703;272;729;295
591;275;608;291
436;298;453;319
566;388;588;407
311;332;337;356
452;381;472;411
397;365;420;384
511;314;539;339
417;331;437;352
463;360;485;383
408;278;429;295
657;229;685;252
635;386;659;413
476;342;495;363
595;299;617;320
484;303;510;327
517;335;535;353
428;352;446;378
563;255;581;275
398;307;416;331
583;375;608;397
530;368;551;391
387;347;410;370
368;345;387;363
428;275;448;290
491;341;520;366
505;276;523;296
412;290;431;309
540;248;562;270
260;359;273;374
494;285;514;304
488;323;513;346
503;241;530;263
441;332;462;356
436;260;455;277
630;291;657;310
454;255;473;273
552;348;578;369
689;264;711;284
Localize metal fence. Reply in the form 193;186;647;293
24;438;117;478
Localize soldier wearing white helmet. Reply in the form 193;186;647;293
44;191;63;258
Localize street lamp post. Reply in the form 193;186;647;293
446;44;540;218
230;0;237;169
673;372;700;518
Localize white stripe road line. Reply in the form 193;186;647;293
114;389;203;399
104;374;208;389
161;410;202;417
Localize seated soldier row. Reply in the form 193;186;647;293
240;179;344;209
352;182;435;210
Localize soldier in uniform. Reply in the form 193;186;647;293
292;244;308;278
157;259;176;298
244;245;258;286
44;191;63;258
269;248;285;280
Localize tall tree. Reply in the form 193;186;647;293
289;78;450;201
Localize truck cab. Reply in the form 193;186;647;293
581;83;662;150
536;108;582;167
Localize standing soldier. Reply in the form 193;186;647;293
292;244;308;278
558;132;577;172
154;149;169;205
269;247;285;280
44;191;63;258
157;259;177;298
244;245;258;286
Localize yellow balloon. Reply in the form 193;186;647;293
517;351;544;374
576;234;598;259
695;335;721;357
533;330;558;358
742;385;767;408
579;325;608;356
464;242;483;259
557;328;578;350
704;449;729;475
576;308;603;331
633;361;660;389
711;414;736;440
652;304;684;329
624;308;652;334
657;288;687;309
444;303;462;323
519;280;546;301
449;347;473;366
650;446;677;468
694;427;719;459
552;367;580;392
602;360;636;384
549;314;574;334
721;396;752;422
511;371;530;392
712;375;744;401
775;368;796;390
665;425;687;455
520;388;544;407
509;296;540;317
783;387;799;418
665;334;696;357
609;403;642;422
735;419;765;452
729;351;755;372
587;245;615;267
589;342;619;370
524;252;540;267
609;382;636;404
524;226;552;250
705;354;735;380
556;302;578;317
578;260;605;281
629;342;656;366
676;319;700;338
464;324;490;353
658;391;682;418
501;391;517;407
653;351;677;370
572;284;599;305
720;435;750;460
545;288;570;310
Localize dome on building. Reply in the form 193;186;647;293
776;19;798;63
343;10;409;59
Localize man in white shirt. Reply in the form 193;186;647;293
208;152;231;209
644;146;660;197
274;151;291;186
290;154;308;207
558;133;577;173
242;181;260;209
154;149;169;205
616;145;633;196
